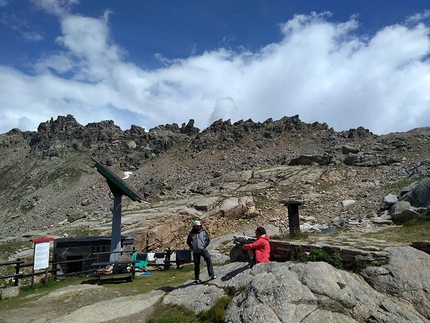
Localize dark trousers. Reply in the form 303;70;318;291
193;250;214;280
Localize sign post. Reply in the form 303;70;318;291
32;237;54;287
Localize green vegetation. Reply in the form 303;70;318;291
57;227;102;237
272;231;310;242
0;265;15;288
290;248;387;272
308;249;344;269
337;282;346;289
148;294;233;323
0;266;196;312
378;175;427;196
0;275;88;311
0;264;235;323
148;304;199;323
198;296;232;323
0;240;32;259
404;215;430;227
44;166;83;190
362;217;430;243
289;231;309;240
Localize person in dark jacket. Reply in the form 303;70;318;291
187;220;217;284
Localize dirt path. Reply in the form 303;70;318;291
0;283;162;323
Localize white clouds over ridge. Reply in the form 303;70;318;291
1;6;430;135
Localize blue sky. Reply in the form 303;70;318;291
1;0;430;135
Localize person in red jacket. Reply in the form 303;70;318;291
242;226;270;268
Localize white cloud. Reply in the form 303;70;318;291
31;0;79;16
209;97;238;124
1;6;430;135
22;31;43;42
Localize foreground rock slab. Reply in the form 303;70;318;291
43;289;164;323
160;247;430;323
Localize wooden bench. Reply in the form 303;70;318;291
91;261;138;284
90;250;138;284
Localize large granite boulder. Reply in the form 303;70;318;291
398;177;430;207
160;246;430;322
361;246;430;319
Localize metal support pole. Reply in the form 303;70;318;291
287;204;300;235
14;258;21;286
110;194;122;262
280;200;303;236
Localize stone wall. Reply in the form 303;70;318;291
230;237;391;267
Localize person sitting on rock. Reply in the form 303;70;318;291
243;226;271;268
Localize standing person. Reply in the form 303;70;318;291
187;220;217;284
243;226;271;268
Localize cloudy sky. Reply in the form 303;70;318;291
1;0;430;135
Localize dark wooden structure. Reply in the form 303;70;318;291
92;158;144;262
280;200;303;235
53;236;134;274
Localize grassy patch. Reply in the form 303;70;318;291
0;241;32;260
148;296;233;323
289;231;309;240
272;231;309;242
56;227;102;238
308;249;344;269
198;296;232;323
0;266;196;312
404;215;430;227
362;219;430;243
0;275;87;311
337;282;346;289
148;304;200;323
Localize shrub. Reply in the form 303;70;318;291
198;296;232;323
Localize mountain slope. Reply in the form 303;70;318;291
0;115;429;246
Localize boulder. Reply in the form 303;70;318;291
225;257;430;323
341;200;356;208
380;194;398;210
391;209;421;224
194;197;219;211
1;286;19;299
52;289;164;323
220;197;249;219
398;177;430;207
163;283;225;314
389;200;411;215
411;241;430;254
361;246;430;319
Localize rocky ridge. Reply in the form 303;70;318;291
0;115;429;254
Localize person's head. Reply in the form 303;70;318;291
255;226;266;237
192;220;202;229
